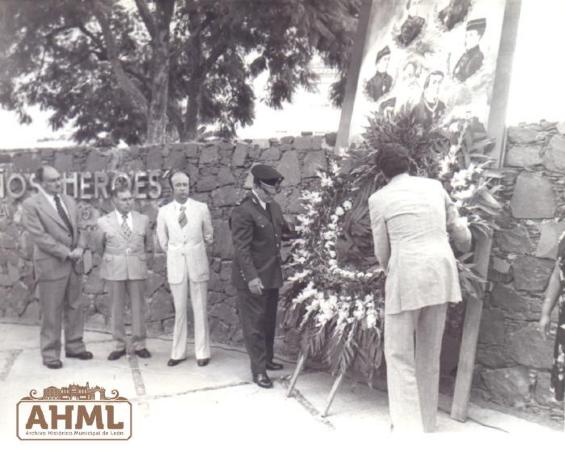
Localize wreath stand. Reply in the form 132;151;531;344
286;351;346;418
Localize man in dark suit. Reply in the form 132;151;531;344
412;70;446;128
22;166;92;369
453;18;486;83
230;164;292;388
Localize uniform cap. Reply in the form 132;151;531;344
466;18;486;35
251;164;284;186
376;46;391;64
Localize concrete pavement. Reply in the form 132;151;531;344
0;322;560;450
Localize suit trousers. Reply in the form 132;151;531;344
384;302;448;433
236;288;278;376
169;274;210;360
106;280;147;351
38;270;86;363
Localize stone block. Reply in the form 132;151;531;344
507;126;539;144
146;272;165;297
196;175;219;192
165;149;187;169
94;294;111;318
211;186;238;207
210;302;237;324
302;151;327;178
494;224;535;255
12;152;41;172
199;146;219;165
512;256;553;292
53;152;74;172
276;151;301;186
543;134;565;171
149;289;174;321
184;143;199;158
476;344;513;368
505;145;543;167
219;261;232;281
510;172;556;219
481;367;530;407
261;147;281;161
213;220;233;259
534;371;561;406
149;253;167;275
232;144;249;167
535;221;565;259
217;167;236;186
478;307;506;346
490;283;533;319
85;150;109;171
507;323;553;368
145;149;163;170
293;136;314;150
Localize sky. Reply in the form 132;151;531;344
0;0;564;148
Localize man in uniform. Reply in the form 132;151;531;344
230;164;292;388
96;183;152;361
22;166;92;369
453;18;486;83
156;171;213;367
365;46;393;102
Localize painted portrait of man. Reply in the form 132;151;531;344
453;18;487;82
411;70;446;128
364;46;393;102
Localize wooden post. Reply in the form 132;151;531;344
286;351;307;397
321;372;345;417
334;0;374;150
450;0;522;421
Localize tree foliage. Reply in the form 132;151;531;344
0;0;360;144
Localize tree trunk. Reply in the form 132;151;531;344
182;80;201;141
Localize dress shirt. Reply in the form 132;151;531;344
115;210;133;230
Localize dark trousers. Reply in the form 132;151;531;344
236;288;279;376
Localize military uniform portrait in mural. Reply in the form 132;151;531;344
364;46;393;102
347;0;506;143
453;18;487;82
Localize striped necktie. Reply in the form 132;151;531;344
53;194;73;236
121;214;131;238
178;205;187;228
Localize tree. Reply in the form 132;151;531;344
0;0;360;145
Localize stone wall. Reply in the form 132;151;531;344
0;135;332;346
474;121;565;421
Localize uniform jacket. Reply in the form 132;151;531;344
96;210;150;281
453;45;484;82
368;174;471;315
156;198;213;284
230;193;291;290
411;98;446;128
22;192;84;281
365;71;393;102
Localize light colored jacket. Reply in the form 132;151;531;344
156;198;213;284
368;174;471;315
96;211;150;281
22;192;84;281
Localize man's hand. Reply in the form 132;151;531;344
248;277;264;295
69;248;84;261
538;313;551;340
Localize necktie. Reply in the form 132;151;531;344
121;214;131;238
53;194;73;235
265;202;273;222
178;206;187;228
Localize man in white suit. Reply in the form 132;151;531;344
368;144;471;432
156;171;213;367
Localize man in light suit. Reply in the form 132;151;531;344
96;183;151;361
22;166;92;369
156;171;213;367
368;144;471;432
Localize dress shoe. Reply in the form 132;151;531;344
107;349;127;361
65;350;93;360
196;358;209;367
252;373;273;389
44;360;63;369
266;361;283;371
167;358;186;367
134;349;151;359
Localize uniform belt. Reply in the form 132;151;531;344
104;249;143;255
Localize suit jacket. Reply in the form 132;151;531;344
368;174;471;315
230;193;291;290
96;211;150;281
156;198;213;284
22;192;84;281
365;71;392;102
